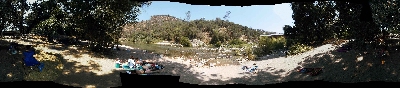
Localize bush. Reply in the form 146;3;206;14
177;36;192;47
245;48;256;61
287;43;313;55
254;36;286;57
214;41;222;47
228;39;245;45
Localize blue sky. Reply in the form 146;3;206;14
138;1;294;33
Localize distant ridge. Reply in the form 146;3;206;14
122;15;278;44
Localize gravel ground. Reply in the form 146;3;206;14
2;38;400;87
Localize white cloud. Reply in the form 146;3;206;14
272;3;294;26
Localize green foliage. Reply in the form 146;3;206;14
24;0;151;53
228;39;246;45
287;43;313;55
254;36;286;56
177;36;192;47
370;0;400;33
245;47;256;61
123;15;270;46
0;0;29;35
289;1;396;51
291;1;336;46
214;41;223;47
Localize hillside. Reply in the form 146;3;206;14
121;15;275;46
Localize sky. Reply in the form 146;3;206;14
24;1;294;33
138;1;294;33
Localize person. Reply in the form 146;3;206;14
115;58;121;68
242;63;258;73
136;63;143;70
23;45;44;72
135;58;143;65
249;63;258;72
127;59;135;69
154;64;163;70
9;42;18;54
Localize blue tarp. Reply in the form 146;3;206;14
23;50;40;66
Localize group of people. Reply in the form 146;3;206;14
116;56;164;75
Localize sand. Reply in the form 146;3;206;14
2;38;400;87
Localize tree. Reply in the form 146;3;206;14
26;0;151;52
290;1;337;45
223;11;231;21
371;0;400;34
0;0;29;37
185;11;190;21
333;1;363;39
291;2;320;45
122;14;265;46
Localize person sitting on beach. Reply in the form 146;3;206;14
136;63;143;70
142;59;156;64
242;63;258;72
127;59;135;69
135;58;143;65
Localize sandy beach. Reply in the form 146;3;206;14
2;38;400;87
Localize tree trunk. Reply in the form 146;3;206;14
1;31;3;39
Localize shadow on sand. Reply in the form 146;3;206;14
5;38;400;87
286;42;400;82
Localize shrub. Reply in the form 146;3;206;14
245;48;256;61
179;36;192;47
214;41;222;47
254;36;286;57
287;43;313;55
228;39;245;46
174;36;192;47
